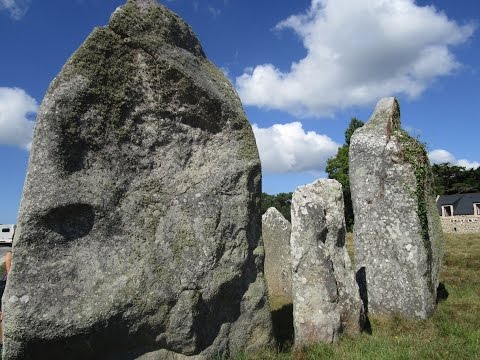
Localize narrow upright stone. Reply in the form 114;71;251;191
262;207;292;302
3;1;272;359
349;97;443;319
291;179;364;345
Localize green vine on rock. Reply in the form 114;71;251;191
396;129;435;291
397;130;430;240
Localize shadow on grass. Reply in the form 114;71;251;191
271;303;294;351
436;282;449;303
362;314;373;335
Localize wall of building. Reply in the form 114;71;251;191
440;215;480;234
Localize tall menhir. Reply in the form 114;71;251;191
349;97;443;319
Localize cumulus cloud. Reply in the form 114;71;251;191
252;122;339;173
236;0;475;117
0;87;38;150
428;149;479;169
0;0;30;20
456;159;480;170
428;149;455;164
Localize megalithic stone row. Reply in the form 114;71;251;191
290;179;365;345
349;97;443;319
262;207;292;302
3;1;273;359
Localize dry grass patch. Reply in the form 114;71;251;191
346;232;355;264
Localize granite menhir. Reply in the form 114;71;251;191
349;97;443;319
290;179;364;345
262;207;292;302
3;1;272;359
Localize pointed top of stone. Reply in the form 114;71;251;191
361;97;400;135
129;0;158;10
110;0;205;58
263;207;285;220
262;207;290;230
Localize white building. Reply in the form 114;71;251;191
0;224;15;244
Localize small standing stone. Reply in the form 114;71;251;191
262;207;292;302
349;97;443;319
291;179;364;345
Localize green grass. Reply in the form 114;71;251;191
240;233;480;360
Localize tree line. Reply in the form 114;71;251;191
262;118;480;230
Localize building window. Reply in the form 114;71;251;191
442;205;454;217
474;203;480;216
1;228;10;233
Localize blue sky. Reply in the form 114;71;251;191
1;0;479;223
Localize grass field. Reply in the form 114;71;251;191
236;233;480;360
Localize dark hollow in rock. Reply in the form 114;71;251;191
42;204;95;241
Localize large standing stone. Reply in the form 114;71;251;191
262;207;292;302
3;1;272;358
349;97;443;319
290;179;364;345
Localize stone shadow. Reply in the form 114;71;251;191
436;282;449;303
271;303;294;350
356;266;372;334
355;267;368;313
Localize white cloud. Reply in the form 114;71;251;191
428;149;455;164
0;87;38;150
236;0;475;117
456;159;480;170
252;122;339;173
0;0;30;20
428;149;479;169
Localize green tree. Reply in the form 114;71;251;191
345;118;365;146
432;163;480;195
326;117;364;231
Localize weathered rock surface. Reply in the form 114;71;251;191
349;97;443;319
3;1;272;359
290;179;364;345
262;207;292;302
